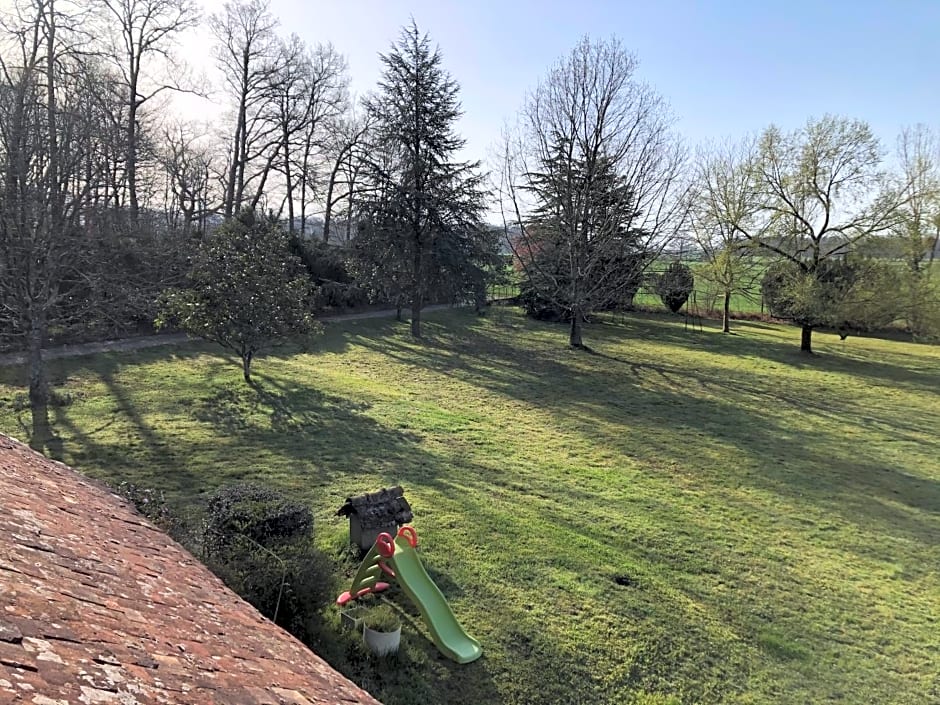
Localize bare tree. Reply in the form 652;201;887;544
500;36;687;347
265;37;348;234
321;110;372;244
98;0;199;225
267;33;307;232
293;41;348;236
157;120;216;234
741;117;906;352
0;0;103;448
895;125;940;338
71;58;128;213
210;0;280;217
690;139;764;332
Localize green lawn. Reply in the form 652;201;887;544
1;309;938;705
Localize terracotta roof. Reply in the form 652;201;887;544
0;434;381;705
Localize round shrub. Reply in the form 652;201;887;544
203;481;313;553
519;278;569;321
656;262;694;313
201;482;331;642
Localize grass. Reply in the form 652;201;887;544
1;308;939;704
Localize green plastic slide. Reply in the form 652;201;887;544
337;526;482;664
388;534;482;664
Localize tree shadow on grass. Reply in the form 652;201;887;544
190;380;370;436
48;367;208;500
399;474;751;705
34;358;503;705
607;316;940;394
574;366;938;550
348;313;939;554
35;344;425;502
587;345;934;443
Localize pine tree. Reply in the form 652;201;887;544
356;21;494;337
502;37;685;348
519;140;650;342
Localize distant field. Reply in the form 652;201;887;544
633;286;763;316
638;258;766;316
1;309;938;704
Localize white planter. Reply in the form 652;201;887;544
363;624;401;656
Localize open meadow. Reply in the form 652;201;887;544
1;309;938;705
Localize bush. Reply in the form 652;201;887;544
111;481;177;531
656;262;694;313
290;236;370;310
519;278;569;321
832;259;902;337
203;481;313;553
206;537;332;639
762;257;903;337
201;482;331;642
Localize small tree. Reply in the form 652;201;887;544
691;140;764;332
762;260;848;333
762;257;901;340
656;262;694;313
894;126;940;339
752;117;904;352
157;211;318;384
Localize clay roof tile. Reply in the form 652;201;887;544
0;433;381;705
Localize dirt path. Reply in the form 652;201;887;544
0;304;457;367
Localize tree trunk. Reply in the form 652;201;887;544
282;121;294;234
474;285;486;314
410;249;424;338
800;324;813;353
323;151;345;245
410;292;422;337
300;131;311;236
224;123;240;218
127;74;139;226
322;174;335;244
228;54;250;217
28;320;50;450
242;350;253;385
569;314;583;348
722;290;731;333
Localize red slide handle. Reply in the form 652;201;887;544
397;525;418;548
376;532;395;558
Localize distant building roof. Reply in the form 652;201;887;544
336;487;413;530
0;434;381;705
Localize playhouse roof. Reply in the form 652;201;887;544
336;486;413;530
0;433;381;705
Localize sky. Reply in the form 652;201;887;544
177;0;940;165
